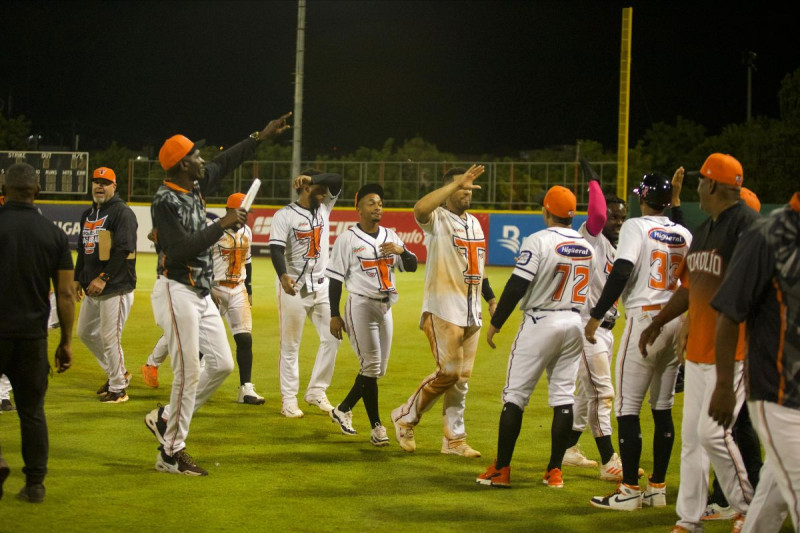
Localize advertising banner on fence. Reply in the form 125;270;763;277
487;213;587;266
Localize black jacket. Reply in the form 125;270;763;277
75;193;137;293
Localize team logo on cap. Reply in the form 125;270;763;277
555;242;592;259
648;228;686;247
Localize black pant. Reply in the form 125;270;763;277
0;337;50;484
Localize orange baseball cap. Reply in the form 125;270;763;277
92;167;116;184
740;187;761;212
226;192;246;209
699;153;743;186
543;185;576;218
158;134;206;170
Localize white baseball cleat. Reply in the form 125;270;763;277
391;406;416;452
330;407;357;435
642;479;667;508
600;453;623;481
590;482;642;511
305;395;334;413
237;383;265;405
441;437;481;457
701;503;737;521
563;445;598;468
370;424;390;446
280;404;304;418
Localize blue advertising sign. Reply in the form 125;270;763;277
488;213;588;266
37;203;86;249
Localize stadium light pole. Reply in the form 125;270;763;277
291;0;306;200
744;51;757;122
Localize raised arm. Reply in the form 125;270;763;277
414;164;484;224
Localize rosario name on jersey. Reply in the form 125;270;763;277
212;225;252;286
418;207;486;328
614;216;692;308
578;222;618;322
513;227;595;312
269;192;338;291
325;225;413;305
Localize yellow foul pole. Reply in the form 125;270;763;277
617;7;633;199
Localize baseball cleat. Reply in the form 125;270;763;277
0;454;9;500
391;406;416;452
669;527;691;532
477;461;510;487
16;483;45;503
731;513;746;533
701;503;737;521
563;445;598;468
97;371;131;396
0;399;14;412
155;448;208;476
141;364;159;388
145;404;167;445
280;404;304;418
590;483;642;511
305;395;334;413
542;467;564;488
330;407;357;435
642;478;667;508
441;437;481;458
237;383;265;405
600;452;623;481
100;389;129;403
370;424;390;447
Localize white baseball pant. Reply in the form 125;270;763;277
741;400;800;533
151;277;233;455
393;313;480;441
77;290;134;393
0;374;11;400
676;361;753;531
343;294;392;379
615;306;681;417
147;334;169;367
276;277;340;406
211;283;252;335
502;311;582;410
573;324;614;437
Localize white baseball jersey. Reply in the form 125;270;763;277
418;207;486;327
212;225;252;286
270;191;338;292
578;222;618;322
513;227;595;312
325;225;412;305
614;216;692;308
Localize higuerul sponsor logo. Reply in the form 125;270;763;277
648;228;686;247
556;242;592;259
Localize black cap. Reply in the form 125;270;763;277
355;183;384;208
634;173;672;210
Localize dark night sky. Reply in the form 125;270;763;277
2;1;798;157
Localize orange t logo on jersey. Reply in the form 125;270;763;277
359;255;396;292
453;236;485;285
294;225;322;259
82;216;108;255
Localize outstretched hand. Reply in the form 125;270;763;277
258;112;292;140
455;164;485;190
671;167;684;207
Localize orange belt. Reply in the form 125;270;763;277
641;304;662;312
216;280;238;289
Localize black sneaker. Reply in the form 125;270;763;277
17;483;45;503
155;448;208;476
145;404;167;445
0;399;14;412
100;389;129;403
675;363;686;394
96;371;131;395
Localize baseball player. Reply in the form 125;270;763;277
709;189;800;533
269;169;343;418
326;184;418;445
211;192;263;405
145;114;290;476
587;173;692;511
561;160;629;481
74;167;137;403
639;154;757;532
392;165;497;457
477;186;594;488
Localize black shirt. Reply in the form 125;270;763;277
0;201;74;339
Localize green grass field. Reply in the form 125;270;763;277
0;254;790;532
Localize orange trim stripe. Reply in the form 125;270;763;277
163;180;191;194
773;279;787;405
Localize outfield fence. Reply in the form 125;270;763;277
126;159;618;209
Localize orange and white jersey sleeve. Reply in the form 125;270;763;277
515;227;595;312
418;207;486;328
326;225;409;305
578;222;618;321
615;216;693;308
212;225;251;286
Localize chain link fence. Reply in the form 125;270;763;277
127;159;617;209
